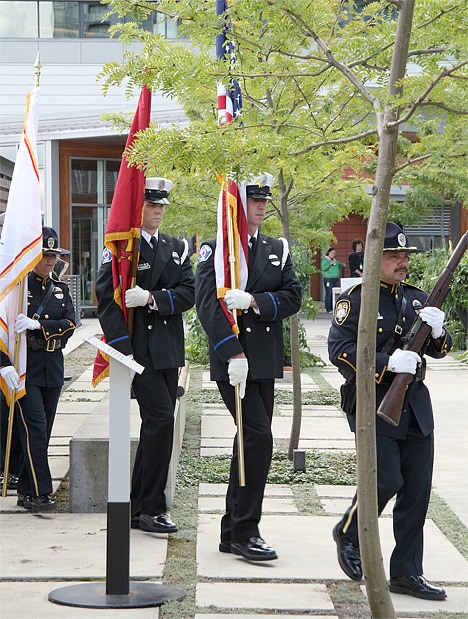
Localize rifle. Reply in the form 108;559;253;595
377;231;468;426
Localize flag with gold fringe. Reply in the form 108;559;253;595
0;86;42;404
92;86;152;387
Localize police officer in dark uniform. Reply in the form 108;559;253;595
96;177;195;534
196;173;302;561
7;227;75;512
328;222;451;601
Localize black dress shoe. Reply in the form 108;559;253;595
231;537;277;561
31;494;55;512
389;575;447;600
139;513;178;533
17;494;33;510
131;515;140;529
332;524;362;581
219;541;231;553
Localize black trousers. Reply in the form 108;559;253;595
339;429;434;578
130;368;178;516
217;379;274;543
0;392;23;475
16;385;62;497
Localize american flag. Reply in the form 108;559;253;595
216;0;242;125
214;1;247;332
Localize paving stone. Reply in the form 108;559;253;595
201;447;232;456
320;498;394;517
363;585;468;614
51;414;89;438
316;485;357;498
69;379;108;392
199;483;293;497
196;615;335;619
0;513;167;579
278;404;342;417
196;582;334;612
0;581;161;618
199;496;297;514
56;401;102;414
201;438;233;448
197;514;468;582
49;456;70;479
297;438;355;450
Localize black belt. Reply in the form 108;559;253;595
26;333;64;352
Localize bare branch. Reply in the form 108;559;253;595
387;60;468;129
408;46;447;57
419;101;468;115
293;129;378;156
393;154;432;173
417;2;464;29
265;0;383;131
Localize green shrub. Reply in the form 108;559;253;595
408;248;467;352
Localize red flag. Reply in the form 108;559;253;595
92;86;152;387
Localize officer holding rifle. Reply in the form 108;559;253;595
328;222;452;601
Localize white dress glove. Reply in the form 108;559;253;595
225;289;252;311
227;357;249;399
125;286;150;308
14;314;40;333
388;348;421;374
419;306;445;339
0;366;20;390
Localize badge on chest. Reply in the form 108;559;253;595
138;262;151;271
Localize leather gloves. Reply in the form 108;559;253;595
388;348;421;374
225;289;252;311
419;306;445;339
228;357;249;399
14;314;40;333
0;366;20;390
125;286;150;308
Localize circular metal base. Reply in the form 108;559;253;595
48;582;185;609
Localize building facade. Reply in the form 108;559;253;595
0;0;187;313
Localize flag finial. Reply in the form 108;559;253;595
34;52;41;87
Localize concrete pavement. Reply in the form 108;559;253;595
0;314;467;617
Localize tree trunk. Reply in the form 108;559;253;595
357;2;415;617
277;169;303;459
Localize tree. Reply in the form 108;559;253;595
100;1;467;614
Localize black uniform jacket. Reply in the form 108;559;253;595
328;279;452;438
95;233;195;371
195;235;302;381
0;272;76;387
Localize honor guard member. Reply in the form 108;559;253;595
195;173;302;561
328;222;451;601
2;227;76;512
95;177;195;534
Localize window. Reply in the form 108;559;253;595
0;0;180;39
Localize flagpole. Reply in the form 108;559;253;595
2;281;26;497
2;55;41;497
225;182;246;487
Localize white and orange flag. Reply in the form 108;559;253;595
0;86;42;403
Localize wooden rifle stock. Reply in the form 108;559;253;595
377;231;468;426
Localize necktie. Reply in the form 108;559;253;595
151;236;158;251
248;237;256;270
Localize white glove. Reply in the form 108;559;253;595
0;366;20;390
14;314;40;333
388;348;421;374
225;289;252;311
419;306;445;339
227;357;249;399
125;286;150;308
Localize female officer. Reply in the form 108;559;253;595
13;227;76;512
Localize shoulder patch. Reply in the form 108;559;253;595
334;299;351;325
199;244;212;262
101;247;112;264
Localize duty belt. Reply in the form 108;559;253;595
27;335;64;352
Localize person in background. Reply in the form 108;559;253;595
1;227;76;512
321;248;345;313
195;173;302;562
96;177;195;534
328;222;451;601
348;238;364;278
